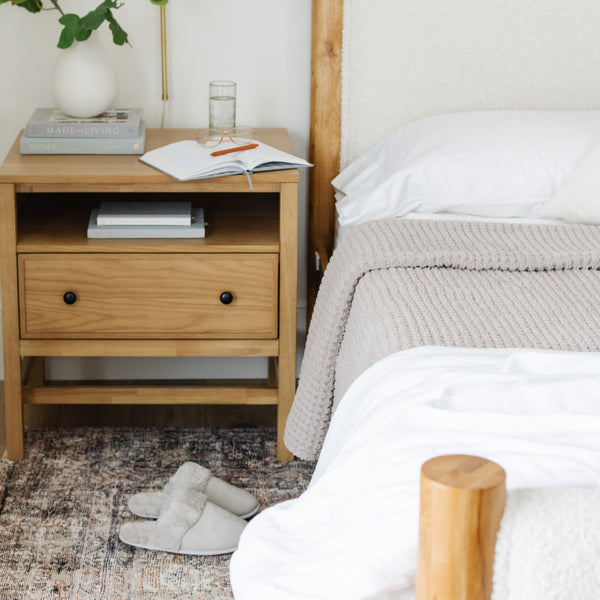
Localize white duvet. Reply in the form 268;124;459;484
230;346;600;600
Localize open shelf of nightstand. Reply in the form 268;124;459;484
17;192;280;253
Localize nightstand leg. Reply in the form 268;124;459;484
277;361;295;461
277;182;298;461
4;355;24;460
0;184;24;459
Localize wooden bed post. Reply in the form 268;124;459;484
416;455;506;600
307;0;344;322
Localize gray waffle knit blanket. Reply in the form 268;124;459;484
285;219;600;460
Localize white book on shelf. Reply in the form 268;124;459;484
87;208;205;238
96;201;192;226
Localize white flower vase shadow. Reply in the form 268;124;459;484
52;35;117;118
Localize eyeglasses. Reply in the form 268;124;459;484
196;126;256;148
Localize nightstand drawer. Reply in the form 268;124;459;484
19;253;278;339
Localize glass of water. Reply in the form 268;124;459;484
209;80;236;130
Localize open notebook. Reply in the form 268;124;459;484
139;140;311;182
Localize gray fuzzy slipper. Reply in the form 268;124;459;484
127;461;259;520
120;486;247;555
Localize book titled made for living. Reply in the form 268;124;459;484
20;122;146;155
25;108;142;138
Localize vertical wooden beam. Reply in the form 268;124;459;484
160;4;168;101
267;356;278;387
0;184;24;459
277;181;298;461
23;356;45;387
416;455;506;600
307;0;344;322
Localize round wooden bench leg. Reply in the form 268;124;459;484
415;455;506;600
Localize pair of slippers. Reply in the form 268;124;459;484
119;461;259;555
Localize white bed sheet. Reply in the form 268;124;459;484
230;346;600;600
334;206;567;247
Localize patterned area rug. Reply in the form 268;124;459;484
0;427;315;599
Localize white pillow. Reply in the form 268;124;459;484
539;136;600;224
333;110;600;228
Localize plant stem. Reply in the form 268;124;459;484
48;0;64;16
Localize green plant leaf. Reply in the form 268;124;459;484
79;11;106;31
107;14;129;46
4;0;136;48
79;0;117;31
58;12;78;26
57;12;79;48
1;0;42;12
57;27;74;48
75;28;92;42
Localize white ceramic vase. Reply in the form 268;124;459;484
52;35;117;118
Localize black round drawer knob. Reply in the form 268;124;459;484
63;291;77;305
219;291;234;305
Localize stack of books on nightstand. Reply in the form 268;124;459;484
87;201;205;238
87;201;206;238
20;108;146;155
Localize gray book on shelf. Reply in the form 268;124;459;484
25;107;142;138
87;208;206;238
20;122;146;155
97;201;192;226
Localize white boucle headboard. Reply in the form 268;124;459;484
307;0;600;316
340;0;600;167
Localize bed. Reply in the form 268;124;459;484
230;1;600;598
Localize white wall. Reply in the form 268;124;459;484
0;0;312;380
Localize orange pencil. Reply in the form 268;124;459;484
210;143;259;157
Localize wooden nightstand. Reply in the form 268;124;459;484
0;128;298;461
